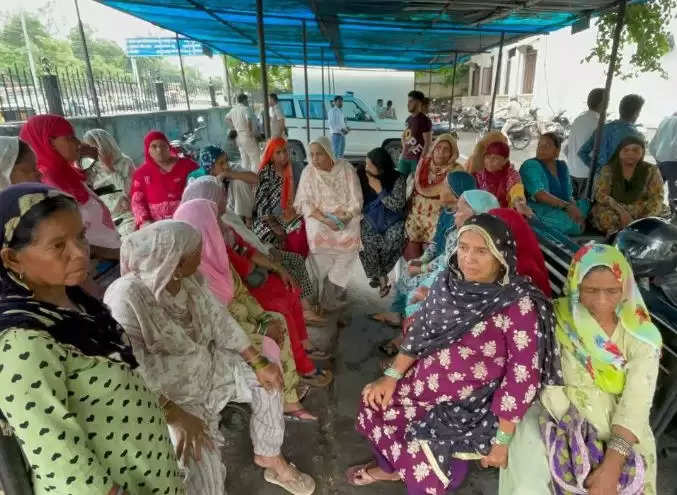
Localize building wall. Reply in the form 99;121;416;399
462;18;677;128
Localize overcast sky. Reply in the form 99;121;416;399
1;0;225;77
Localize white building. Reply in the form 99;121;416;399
462;17;677;129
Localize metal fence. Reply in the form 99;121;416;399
0;65;217;123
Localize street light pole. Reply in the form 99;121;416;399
74;0;101;118
488;32;505;132
256;0;271;138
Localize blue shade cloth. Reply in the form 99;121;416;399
578;120;644;172
460;189;500;214
97;0;644;70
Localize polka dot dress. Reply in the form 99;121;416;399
0;328;185;495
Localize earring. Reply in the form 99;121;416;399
19;272;24;281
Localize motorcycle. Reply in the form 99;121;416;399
169;115;207;160
549;110;571;140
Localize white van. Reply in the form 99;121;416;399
276;92;405;162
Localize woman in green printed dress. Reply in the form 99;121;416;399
0;183;184;495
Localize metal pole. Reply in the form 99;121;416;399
256;0;271;138
321;47;326;136
448;52;458;130
488;32;505;131
587;0;627;198
302;20;311;143
223;55;232;106
20;10;39;92
74;0;101;118
428;66;432;96
176;33;192;115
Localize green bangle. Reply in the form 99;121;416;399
384;367;403;380
494;429;514;445
251;356;270;371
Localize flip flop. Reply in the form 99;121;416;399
378;341;398;357
305;347;332;360
345;462;399;486
300;368;333;387
367;313;401;328
264;463;316;495
297;383;311;402
378;283;391;298
284;408;318;423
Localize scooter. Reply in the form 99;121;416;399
169;115;207;160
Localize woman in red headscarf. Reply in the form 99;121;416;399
19;115;120;257
129;130;198;228
473;141;533;217
489;207;552;297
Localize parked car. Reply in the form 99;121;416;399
276;92;405;163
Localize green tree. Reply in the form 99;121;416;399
224;55;291;94
585;0;677;79
415;63;469;91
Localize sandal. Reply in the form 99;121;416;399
378;283;391;298
284;408;318;423
305;347;332;360
264;463;316;495
378;340;398;357
346;462;399;486
300;368;333;387
297;383;311;402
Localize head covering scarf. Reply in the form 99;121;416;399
460;189;500;213
489;208;552;296
120;220;201;300
173;199;235;305
19;115;90;204
555;243;661;395
608;135;651;204
199;145;226;174
402;213;561;458
82;129;126;167
142;130;171;168
416;134;461;192
0;137;20;190
181;175;227;212
431;172;478;250
474;141;520;208
258;137;294;215
485;141;510;159
0;183;137;366
309;136;336;164
466;131;508;174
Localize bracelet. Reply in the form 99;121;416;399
383;367;403;380
607;435;632;457
250;356;271;371
493;429;514;446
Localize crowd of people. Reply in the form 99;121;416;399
0;81;672;495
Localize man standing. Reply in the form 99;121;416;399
578;93;645;175
396;90;432;176
650;111;677;209
226;93;261;172
501;97;523;145
375;99;386;119
328;95;349;158
564;88;605;198
383;100;397;119
269;93;286;138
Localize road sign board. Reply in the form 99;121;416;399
126;37;204;57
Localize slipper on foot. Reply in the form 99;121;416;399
264;464;316;495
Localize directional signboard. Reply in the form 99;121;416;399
126;37;204;57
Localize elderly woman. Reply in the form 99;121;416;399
174;198;316;421
190;145;257;222
0;136;41;190
0;184;183;495
82;129;136;236
405;134;464;256
19;115;121;258
180;176;332;383
520;132;590;236
591;136;665;235
360;147;407;297
129;130;198;229
294;136;363;311
254;137;309;258
104;221;316;495
500;244;661;494
465;130;508;174
348;214;561;492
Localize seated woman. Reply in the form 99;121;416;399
254;138;309;259
0;184;183;495
294;136;363;311
348;213;561;492
0;137;41;190
404;133;464;259
591;136;665;235
520;132;590;236
104;221;316;495
129;130;198;229
82;129;136;236
360;147;407;297
180;176;332;385
371;187;498;330
473;140;533;217
174;198;316;421
500;244;661;495
464;130;508;174
191;145;257;222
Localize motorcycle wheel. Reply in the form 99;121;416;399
511;131;531;150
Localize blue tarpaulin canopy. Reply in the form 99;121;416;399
97;0;625;69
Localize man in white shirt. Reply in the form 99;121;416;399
375;99;385;119
500;97;523;145
564;88;605;199
269;93;286;138
650;111;677;209
383;100;397;120
225;93;261;172
328;95;349;158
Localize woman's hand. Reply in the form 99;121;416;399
617;209;633;228
409;259;423;267
408;264;422;276
565;203;585;224
480;444;509;469
410;286;429;304
164;403;214;464
255;362;283;392
362;376;397;411
514;200;534;218
276;267;297;290
368;175;383;194
584;460;621;495
323;216;341;231
265;319;285;346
